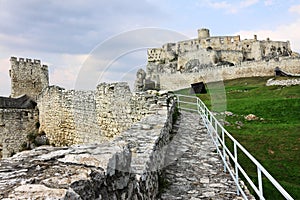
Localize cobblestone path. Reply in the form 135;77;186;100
159;111;245;200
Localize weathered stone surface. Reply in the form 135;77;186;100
0;98;176;200
36;82;171;147
159;111;255;200
266;78;300;86
0;108;39;158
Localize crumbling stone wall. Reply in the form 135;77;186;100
38;86;102;146
0;108;38;158
96;82;154;137
158;58;300;91
10;57;49;100
38;82;164;147
0;97;176;200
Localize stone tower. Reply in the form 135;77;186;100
9;57;49;100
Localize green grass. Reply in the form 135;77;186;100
175;77;300;199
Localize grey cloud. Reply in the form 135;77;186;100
0;0;167;54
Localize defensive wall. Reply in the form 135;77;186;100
37;82;168;147
0;96;176;200
159;58;300;91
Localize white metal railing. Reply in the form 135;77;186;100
176;94;294;200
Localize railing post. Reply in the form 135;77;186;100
258;167;263;199
234;142;240;195
214;119;219;146
222;129;226;172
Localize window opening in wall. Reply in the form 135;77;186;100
220;38;224;44
206;46;213;51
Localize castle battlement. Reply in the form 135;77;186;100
10;57;44;66
9;57;49;99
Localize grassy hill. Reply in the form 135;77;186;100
175;76;300;199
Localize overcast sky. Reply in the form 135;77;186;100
1;0;300;95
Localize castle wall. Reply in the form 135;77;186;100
199;36;241;51
95;82;153;138
178;48;211;71
147;48;163;62
217;50;244;64
158;58;300;91
0;108;38;158
10;57;49;100
37;86;102;146
38;82;164;147
0;97;176;199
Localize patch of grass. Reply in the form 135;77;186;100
176;76;300;199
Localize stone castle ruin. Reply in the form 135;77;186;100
136;28;300;91
0;29;299;199
0;57;169;158
0;57;177;199
2;29;300;158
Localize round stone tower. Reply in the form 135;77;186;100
198;28;210;39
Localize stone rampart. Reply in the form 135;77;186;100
159;58;300;91
37;86;100;146
0;97;176;199
38;82;168;147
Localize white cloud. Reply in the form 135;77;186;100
289;4;300;15
208;1;231;9
203;0;260;14
236;4;300;52
240;0;259;8
49;54;88;90
264;0;274;6
236;22;300;52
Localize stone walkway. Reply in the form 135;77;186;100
159;111;245;200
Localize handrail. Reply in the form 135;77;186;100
176;94;294;200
